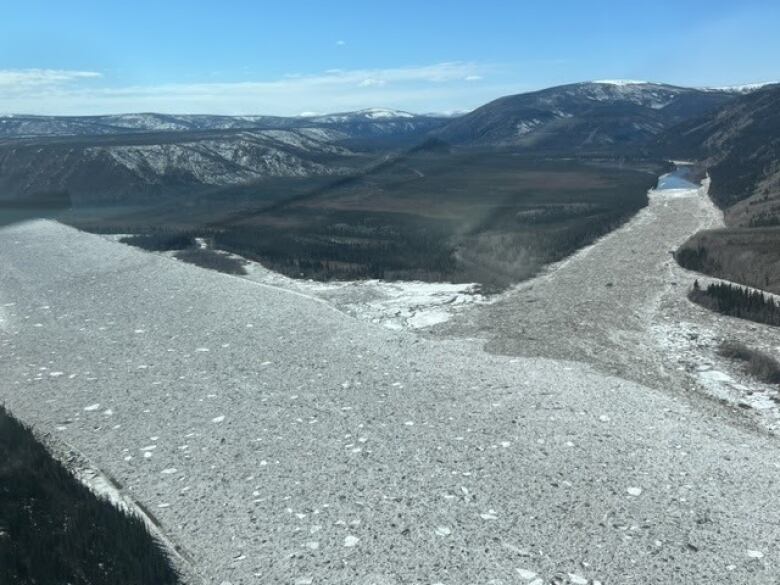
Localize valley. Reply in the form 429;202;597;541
0;81;750;292
436;169;780;429
2;79;780;584
123;164;780;428
664;83;780;293
86;152;659;287
1;164;778;583
6;1;780;582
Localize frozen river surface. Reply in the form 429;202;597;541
1;177;779;584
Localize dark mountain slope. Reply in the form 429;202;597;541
660;83;780;220
435;82;737;152
664;84;780;294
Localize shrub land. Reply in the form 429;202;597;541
718;341;780;385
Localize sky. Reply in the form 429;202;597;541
1;0;778;115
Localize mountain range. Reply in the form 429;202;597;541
0;108;447;141
3;79;780;292
0;81;750;206
0;108;450;205
434;81;738;150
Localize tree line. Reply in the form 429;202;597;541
689;280;780;326
0;406;179;585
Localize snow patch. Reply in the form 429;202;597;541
593;79;650;86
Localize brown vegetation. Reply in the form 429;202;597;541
718;341;780;385
676;228;780;294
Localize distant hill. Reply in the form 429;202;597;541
0;108;455;205
435;81;738;152
0;128;366;206
0;109;453;205
0;109;448;142
0;112;297;137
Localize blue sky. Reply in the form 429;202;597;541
1;0;778;115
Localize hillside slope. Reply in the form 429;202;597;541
0;405;180;585
435;81;737;151
663;85;780;293
660;83;780;222
0;128;366;205
0;110;448;206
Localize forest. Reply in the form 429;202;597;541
688;280;780;327
86;152;660;288
0;406;179;585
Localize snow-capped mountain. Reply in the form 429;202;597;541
0;109;447;140
703;81;779;94
0;113;292;137
592;79;651;86
308;108;417;122
435;81;741;150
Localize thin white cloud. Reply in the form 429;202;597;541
0;69;101;89
336;40;347;46
358;78;386;87
0;62;509;115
